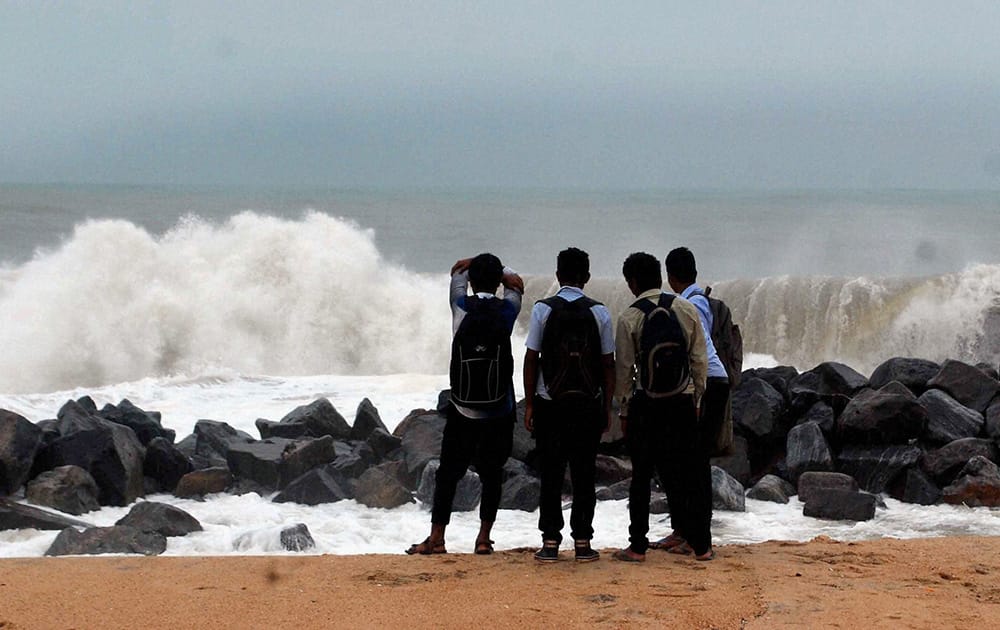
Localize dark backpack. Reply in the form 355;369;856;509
539;296;603;401
633;294;691;398
449;296;514;411
699;287;744;388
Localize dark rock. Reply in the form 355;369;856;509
280;523;315;552
143;437;193;493
790;362;869;399
746;474;796;503
785;422;833;483
889;467;941;505
354;463;414;508
277;436;337;490
836;386;927;444
190;420;256;469
45;525;166;556
273;466;352;505
710;436;752;486
25;465;100;515
99;399;174;446
919;389;984;445
922;438;998;484
942;456;1000;507
437;390;451;413
511;399;535;464
502;458;533;482
0;497;94;531
976;363;1000;380
927;359;1000;414
36;401;145;506
836;445;922;494
225;438;296;490
795;401;835;435
744;366;799;401
650;493;670;514
366;427;402;462
803;488;877;521
174;467;233;499
415;460;481;512
75;396;98;414
731;378;785;439
594;455;632;486
596;479;631;501
986;399;1000;441
500;473;541;511
115;501;202;537
798;471;859;504
869;358;940;395
272;398;352;440
350;398;387;441
0;409;44;495
711;466;746;512
396;411;447;481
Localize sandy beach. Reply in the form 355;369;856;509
2;535;998;629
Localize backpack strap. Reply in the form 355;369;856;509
630;293;675;315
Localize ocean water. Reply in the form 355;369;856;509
2;185;1000;557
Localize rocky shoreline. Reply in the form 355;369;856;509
2;356;1000;556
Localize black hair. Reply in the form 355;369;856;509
468;252;503;293
622;252;662;292
556;247;590;285
665;247;697;284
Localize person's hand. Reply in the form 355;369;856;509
502;271;524;293
524;402;534;432
451;258;472;275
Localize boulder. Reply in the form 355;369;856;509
921;438;998;484
650;493;670;514
869;358;941;395
366;427;402;462
45;525;166;556
277;436;338;490
710;436;752;486
273;466;353;505
785;422;833;483
25;465;100;515
790;362;869;399
354;463;414;509
0;497;94;531
500;473;540;511
264;398;352;440
794;401;835;436
918;389;984;445
803;488;877;521
35;401;146;506
280;523;316;552
889;467;941;506
225;438;296;490
0;409;44;495
987;399;1000;441
511;400;536;464
731;378;785;439
744;366;799;401
836;445;922;494
115;501;202;537
415;460;481;512
942;456;1000;507
350;398;388;441
711;466;745;512
396;411;447;480
185;420;256;469
836;386;927;445
746;474;796;504
143;437;193;493
173;467;233;499
594;455;632;486
99;399;174;446
977;363;1000;380
798;471;858;504
927;359;1000;414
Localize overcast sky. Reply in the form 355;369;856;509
2;1;999;189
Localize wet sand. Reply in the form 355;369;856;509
2;536;999;629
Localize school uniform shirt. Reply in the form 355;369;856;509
614;288;708;417
680;284;729;379
450;268;522;419
524;285;615;400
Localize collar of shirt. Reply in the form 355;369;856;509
474;292;497;299
680;284;704;300
557;285;586;300
636;288;663;301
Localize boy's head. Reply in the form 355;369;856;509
556;247;590;287
664;247;697;286
468;253;504;293
622;252;662;294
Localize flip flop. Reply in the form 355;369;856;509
649;534;687;551
405;537;447;555
612;548;645;563
667;542;694;556
695;549;716;562
474;539;495;555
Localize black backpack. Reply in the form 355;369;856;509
539;296;603;401
633;294;691;398
449;296;514;411
695;287;744;388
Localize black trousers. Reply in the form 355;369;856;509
431;403;514;525
627;392;711;555
534;396;604;543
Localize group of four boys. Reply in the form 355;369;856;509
406;246;730;563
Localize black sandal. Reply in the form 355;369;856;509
474;539;495;555
405;537;447;555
